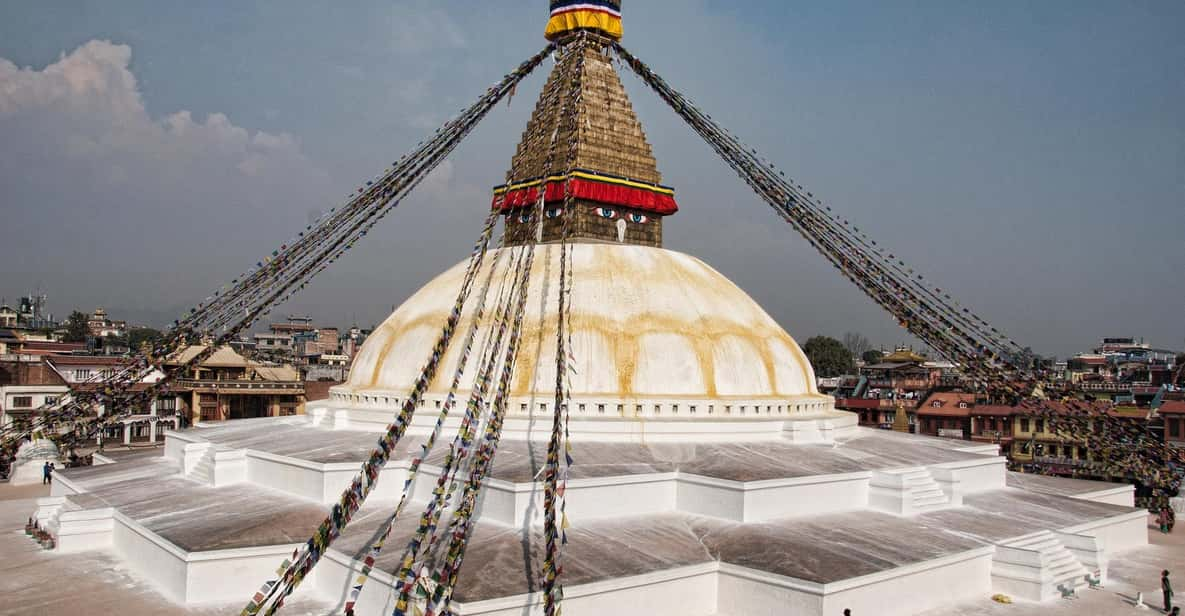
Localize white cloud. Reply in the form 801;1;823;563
0;40;332;305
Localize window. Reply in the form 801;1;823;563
1020;418;1030;433
44;396;59;406
1035;419;1045;434
74;369;92;381
1078;446;1088;459
12;396;33;408
1169;419;1181;438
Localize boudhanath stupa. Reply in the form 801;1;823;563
36;4;1150;615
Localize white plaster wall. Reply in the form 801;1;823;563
456;566;719;616
822;551;994;616
248;453;407;504
187;546;303;604
247;453;335;502
743;475;869;521
716;568;823;616
55;507;114;553
562;476;676;521
1075;486;1135;507
1067;511;1148;554
112;516;189;604
932;457;1006;493
676;479;745;521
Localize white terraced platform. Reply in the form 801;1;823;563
35;413;1149;616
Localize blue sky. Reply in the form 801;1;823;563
0;1;1182;358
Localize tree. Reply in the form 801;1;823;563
63;310;90;343
127;327;164;351
843;332;873;359
803;336;855;378
861;349;884;364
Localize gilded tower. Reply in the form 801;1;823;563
494;1;678;247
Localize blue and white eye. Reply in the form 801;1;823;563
596;207;617;219
630;213;649;224
518;213;531;223
545;207;564;219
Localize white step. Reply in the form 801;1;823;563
869;467;953;515
992;531;1089;601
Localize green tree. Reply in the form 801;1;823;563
127;327;164;351
63;310;90;343
861;349;884;364
803;335;855;378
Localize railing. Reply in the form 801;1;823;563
867;379;931;390
174;379;303;392
1034;456;1088;468
1076;382;1133;392
834;398;919;410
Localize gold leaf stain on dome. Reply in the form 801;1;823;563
351;245;819;403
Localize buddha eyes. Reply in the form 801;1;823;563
518;208;649;223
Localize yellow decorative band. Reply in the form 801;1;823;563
545;10;623;41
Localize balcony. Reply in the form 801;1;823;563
1076;382;1132;393
173;379;303;394
1034;456;1089;468
835;398;919;410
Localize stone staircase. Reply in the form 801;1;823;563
186;446;216;485
181;443;246;487
32;495;70;538
869;467;953;515
992;530;1089;601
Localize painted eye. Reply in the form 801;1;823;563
630;214;649;224
596;207;617;219
546;207;563;219
518;213;531;223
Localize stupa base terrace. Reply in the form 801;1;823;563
32;410;1147;616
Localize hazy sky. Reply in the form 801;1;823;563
0;1;1182;359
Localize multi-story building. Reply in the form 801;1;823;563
0;303;17;328
1161;400;1185;449
0;354;70;430
967;404;1015;452
253;332;294;354
0;329;19;355
915;392;976;439
168;345;305;423
86;307;127;338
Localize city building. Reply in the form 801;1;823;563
1160;400;1185;449
915;392;976;439
43;355;177;445
0;302;17;328
167;345;305;423
0;354;70;431
0;329;19;355
85;307;127;338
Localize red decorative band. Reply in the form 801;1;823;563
492;175;678;216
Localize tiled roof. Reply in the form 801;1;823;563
1159;400;1185;415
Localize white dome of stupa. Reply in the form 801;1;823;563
328;244;839;441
